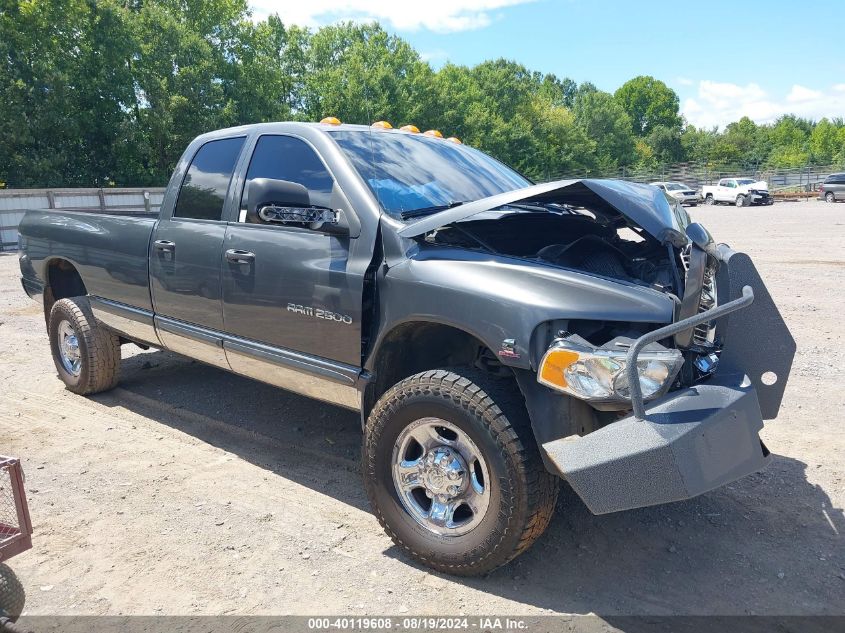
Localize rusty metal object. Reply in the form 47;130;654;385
0;458;32;563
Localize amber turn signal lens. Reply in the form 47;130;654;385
538;349;580;388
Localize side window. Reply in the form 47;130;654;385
726;180;736;188
240;135;335;220
173;137;246;221
718;179;726;187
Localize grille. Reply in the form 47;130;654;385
679;246;718;348
693;265;718;346
680;245;691;271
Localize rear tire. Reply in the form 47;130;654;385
363;368;558;576
826;192;835;203
49;297;121;395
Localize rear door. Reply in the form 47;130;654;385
150;136;246;364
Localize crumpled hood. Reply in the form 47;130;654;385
397;179;691;247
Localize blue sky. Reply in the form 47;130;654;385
251;0;845;128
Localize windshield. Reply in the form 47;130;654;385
665;183;685;191
330;130;531;218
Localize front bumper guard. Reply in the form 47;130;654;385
544;375;770;514
544;285;766;515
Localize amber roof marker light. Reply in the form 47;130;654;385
446;137;462;144
320;116;341;125
371;120;393;129
399;124;420;133
423;129;444;138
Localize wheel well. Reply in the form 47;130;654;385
363;322;507;420
44;259;87;321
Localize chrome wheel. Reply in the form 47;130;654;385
391;418;490;536
57;320;82;376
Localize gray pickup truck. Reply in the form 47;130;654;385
18;121;795;575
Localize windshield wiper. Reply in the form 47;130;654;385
504;201;579;215
400;200;469;220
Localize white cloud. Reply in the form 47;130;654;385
786;84;823;102
676;76;694;86
681;81;845;128
249;0;536;33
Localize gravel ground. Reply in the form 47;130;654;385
0;200;843;617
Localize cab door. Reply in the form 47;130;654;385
717;179;736;202
150;136;246;365
221;134;365;371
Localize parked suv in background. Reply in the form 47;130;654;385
650;181;700;206
819;173;845;202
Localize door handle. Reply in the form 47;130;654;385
225;249;255;264
154;240;176;252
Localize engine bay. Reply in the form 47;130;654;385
424;211;681;294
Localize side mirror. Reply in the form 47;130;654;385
246;178;347;234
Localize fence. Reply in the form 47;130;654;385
543;162;845;193
0;187;165;251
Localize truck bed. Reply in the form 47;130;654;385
18;208;158;313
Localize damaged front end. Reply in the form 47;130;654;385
541;240;795;514
401;179;795;514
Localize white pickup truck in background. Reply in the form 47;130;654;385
701;178;774;207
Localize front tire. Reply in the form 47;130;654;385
49;297;121;395
704;194;714;205
363;368;558;576
736;194;746;207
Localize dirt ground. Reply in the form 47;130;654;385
1;200;843;617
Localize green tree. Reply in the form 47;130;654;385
680;124;718;164
809;118;845;165
302;22;434;127
614;75;681;136
764;115;811;167
525;96;594;179
0;0;135;186
573;90;636;171
646;125;684;165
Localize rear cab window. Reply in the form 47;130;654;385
174;137;246;221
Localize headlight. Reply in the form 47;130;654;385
538;335;683;403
